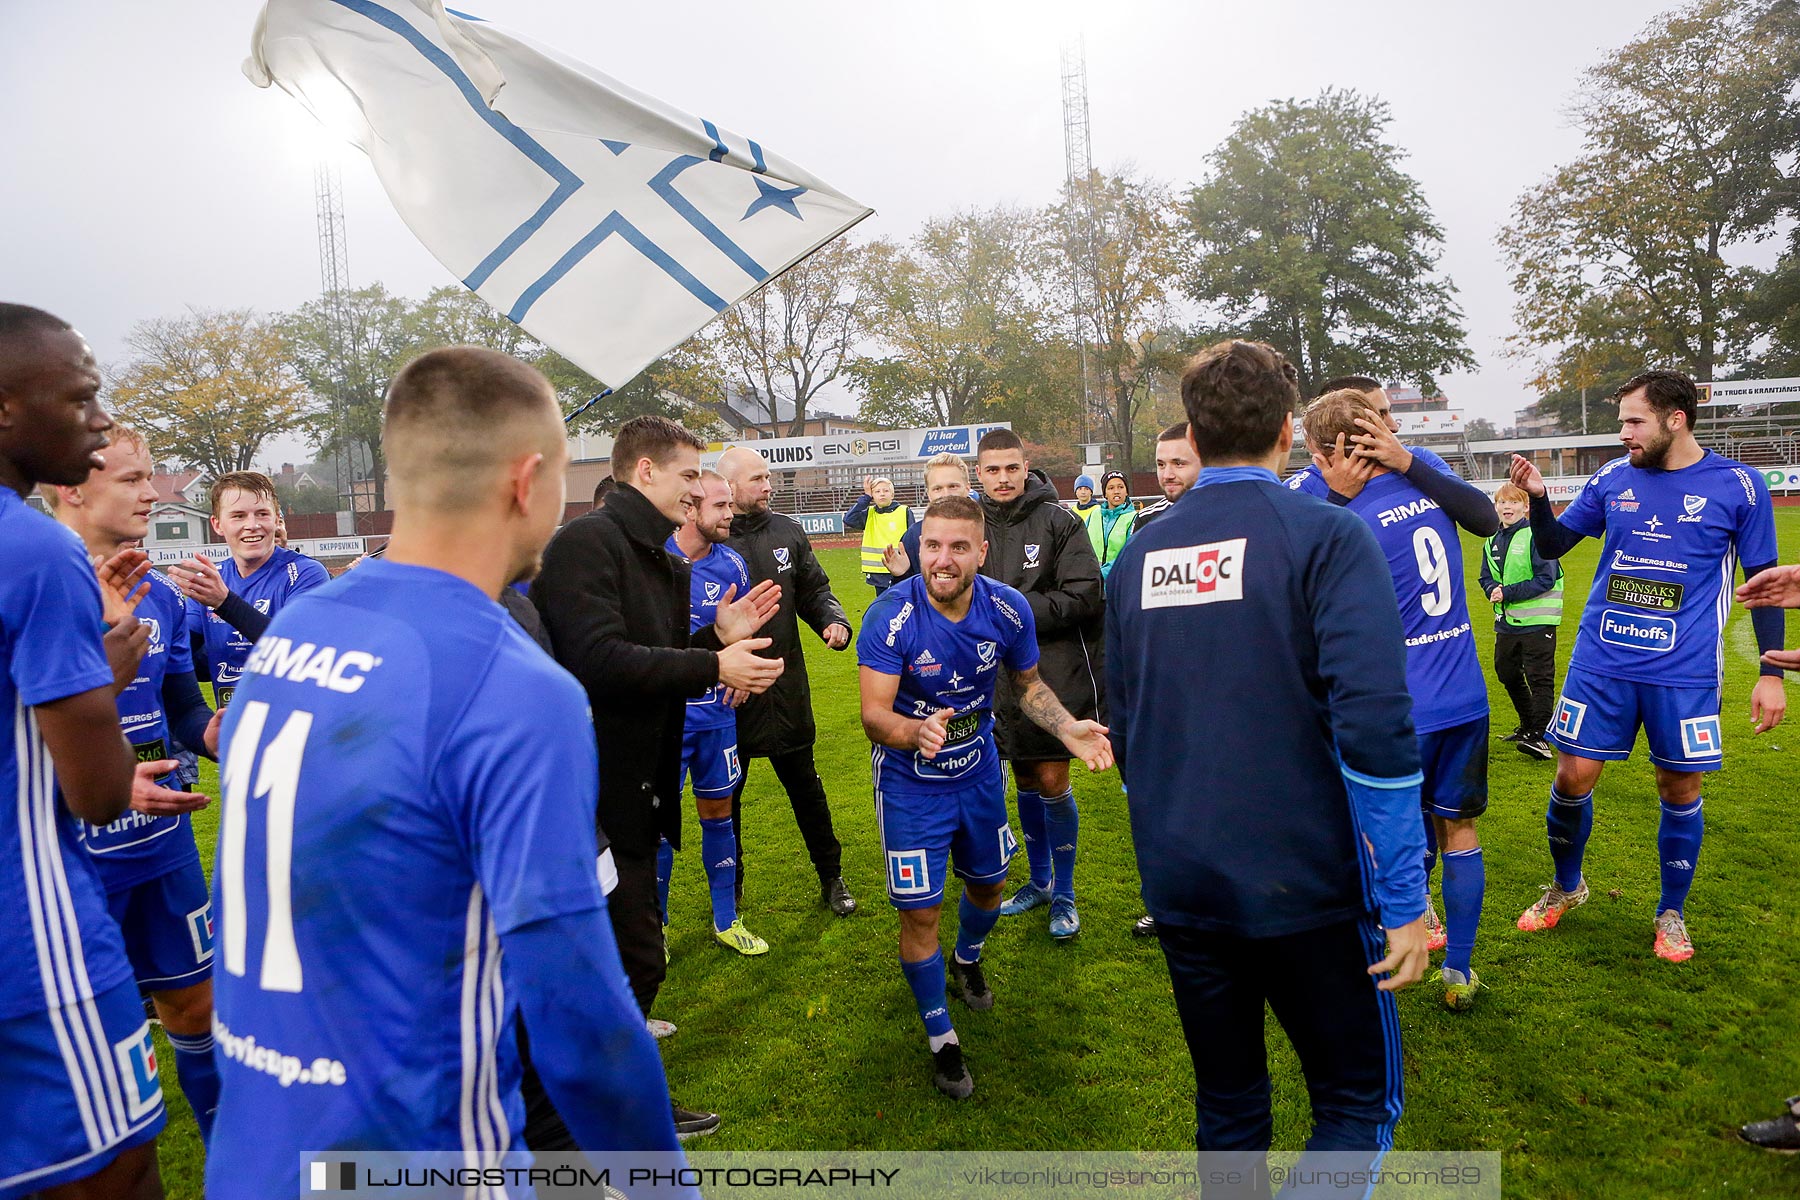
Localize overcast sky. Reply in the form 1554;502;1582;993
4;0;1677;467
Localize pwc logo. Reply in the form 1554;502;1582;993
1140;539;1247;609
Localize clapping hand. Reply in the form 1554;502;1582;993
713;579;782;646
168;555;229;608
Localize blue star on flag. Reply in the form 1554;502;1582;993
743;176;807;220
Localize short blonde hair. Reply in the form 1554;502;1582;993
1301;388;1378;456
1494;482;1529;504
923;452;969;484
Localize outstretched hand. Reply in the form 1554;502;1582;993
130;761;211;816
1736;564;1800;609
1061;720;1114;772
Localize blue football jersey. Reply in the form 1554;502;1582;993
192;546;329;705
1285;445;1455;499
1341;471;1488;734
205;561;606;1198
1558;450;1777;687
0;490;133;1020
81;571;202;891
857;574;1039;789
665;535;749;732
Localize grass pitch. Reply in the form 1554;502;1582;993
151;515;1800;1199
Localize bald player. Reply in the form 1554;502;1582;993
717;446;858;917
206;347;688;1198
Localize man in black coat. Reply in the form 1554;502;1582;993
716;446;858;916
533;416;783;1140
974;428;1106;940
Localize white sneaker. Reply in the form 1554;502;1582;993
646;1018;677;1040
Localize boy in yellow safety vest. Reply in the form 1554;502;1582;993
1478;482;1564;760
846;474;911;594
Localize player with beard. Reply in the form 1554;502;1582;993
715;447;857;918
881;453;979;584
1510;370;1785;962
170;472;328;708
858;496;1112;1098
1129;423;1201;537
659;471;767;956
48;425;226;1140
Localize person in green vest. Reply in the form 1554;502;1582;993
1478;481;1564;760
1071;473;1104;559
845;474;911;594
1097;470;1137;578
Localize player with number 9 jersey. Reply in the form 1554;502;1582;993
205;559;677;1196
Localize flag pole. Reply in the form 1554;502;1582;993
564;387;613;426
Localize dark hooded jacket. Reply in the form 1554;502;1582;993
980;470;1106;760
531;484;723;851
725;507;851;756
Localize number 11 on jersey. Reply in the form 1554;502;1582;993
218;700;315;993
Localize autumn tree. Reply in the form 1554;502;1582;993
1181;89;1474;402
108;308;313;480
848;207;1050;429
1499;0;1800;385
278;283;416;511
710;239;866;437
1045;169;1185;474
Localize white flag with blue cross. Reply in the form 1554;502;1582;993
246;0;873;387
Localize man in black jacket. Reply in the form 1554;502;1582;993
533;416;783;1140
975;429;1106;939
716;446;857;916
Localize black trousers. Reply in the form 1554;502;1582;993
1157;917;1402;1160
604;839;667;1016
729;745;843;893
1494;625;1557;735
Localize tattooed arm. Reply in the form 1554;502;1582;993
1010;664;1114;772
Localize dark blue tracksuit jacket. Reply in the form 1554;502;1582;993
1105;466;1428;937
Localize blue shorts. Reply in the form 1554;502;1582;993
1550;663;1723;773
681;725;741;802
105;859;214;992
0;979;165;1198
874;762;1017;910
1418;716;1489;820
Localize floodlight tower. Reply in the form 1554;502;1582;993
1060;41;1100;445
314;162;363;528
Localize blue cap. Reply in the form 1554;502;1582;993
1074;474;1097;492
